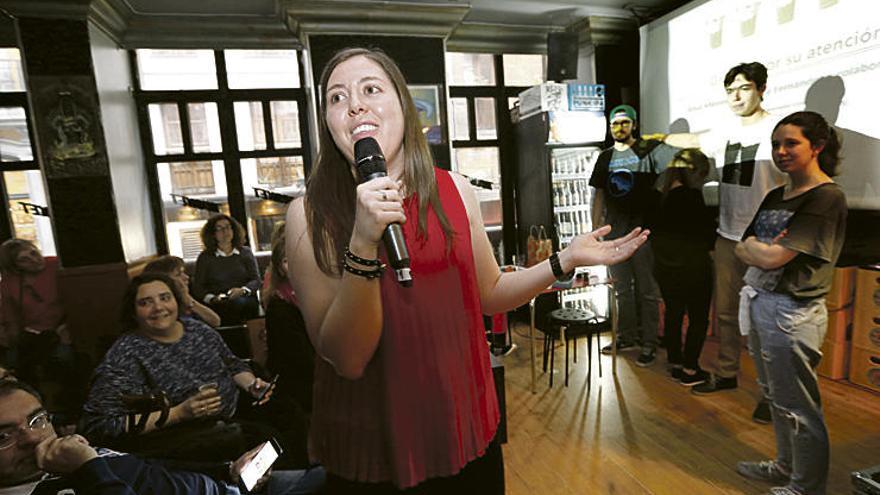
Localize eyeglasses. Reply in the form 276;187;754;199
610;120;633;128
0;410;52;450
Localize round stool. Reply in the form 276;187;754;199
542;307;608;387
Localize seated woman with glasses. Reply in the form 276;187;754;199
192;214;262;325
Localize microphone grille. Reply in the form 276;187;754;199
355;137;382;162
354;137;386;177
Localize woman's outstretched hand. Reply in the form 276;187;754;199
566;225;649;267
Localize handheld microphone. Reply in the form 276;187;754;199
354;137;412;287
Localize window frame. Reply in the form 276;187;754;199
447;53;535;256
0;50;46;245
130;49;313;255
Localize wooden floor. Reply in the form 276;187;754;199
499;325;880;494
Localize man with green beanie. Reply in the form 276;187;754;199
590;104;679;366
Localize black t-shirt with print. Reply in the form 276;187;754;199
589;138;678;237
743;183;847;299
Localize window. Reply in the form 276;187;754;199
445;53;496;86
137;50;218;91
0;48;56;255
474;98;497;140
133;49;311;259
0;106;33;162
188;103;221;153
502;54;545;87
446;52;545;260
225;50;300;89
270;101;301;149
153;104;183;154
0;48;24;92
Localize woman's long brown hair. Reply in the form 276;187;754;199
306;47;454;276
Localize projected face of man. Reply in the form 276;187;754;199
725;73;764;117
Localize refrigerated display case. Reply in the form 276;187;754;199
513;110;607;312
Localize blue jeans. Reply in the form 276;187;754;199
748;290;829;495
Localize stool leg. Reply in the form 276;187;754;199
542;333;549;372
587;331;592;383
549;335;555;387
564;329;570;387
573;335;578;363
597;330;603;378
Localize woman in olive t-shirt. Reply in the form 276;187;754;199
733;111;847;495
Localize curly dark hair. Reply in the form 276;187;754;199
773;111;842;177
724;62;768;91
200;214;246;253
120;272;185;331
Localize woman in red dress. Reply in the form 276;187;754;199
285;47;649;494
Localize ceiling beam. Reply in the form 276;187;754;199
88;0;300;49
285;0;469;38
446;22;551;54
0;0;91;19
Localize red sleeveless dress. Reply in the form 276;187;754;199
309;168;500;488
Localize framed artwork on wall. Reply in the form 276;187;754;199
408;84;443;144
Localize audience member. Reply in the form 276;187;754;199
665;62;785;423
0;239;80;422
192;215;261;325
80;273;273;462
590;104;678;367
285;47;647;493
143;255;221;327
0;378;324;494
264;222;314;414
652;149;715;386
734;111;846;495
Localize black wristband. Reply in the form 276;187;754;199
345;247;382;267
549;252;574;281
342;257;385;279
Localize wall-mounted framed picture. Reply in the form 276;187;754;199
408;85;443;144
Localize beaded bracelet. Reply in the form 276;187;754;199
344;247;382;267
342;260;385;279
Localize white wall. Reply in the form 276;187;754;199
89;23;156;261
640;0;880;209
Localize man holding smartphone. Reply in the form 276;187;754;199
0;379;325;495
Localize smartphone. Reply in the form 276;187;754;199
239;438;282;491
251;374;279;406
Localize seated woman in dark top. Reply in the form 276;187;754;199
192;215;261;325
143;255;221;327
265;222;315;414
80;273;273;461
